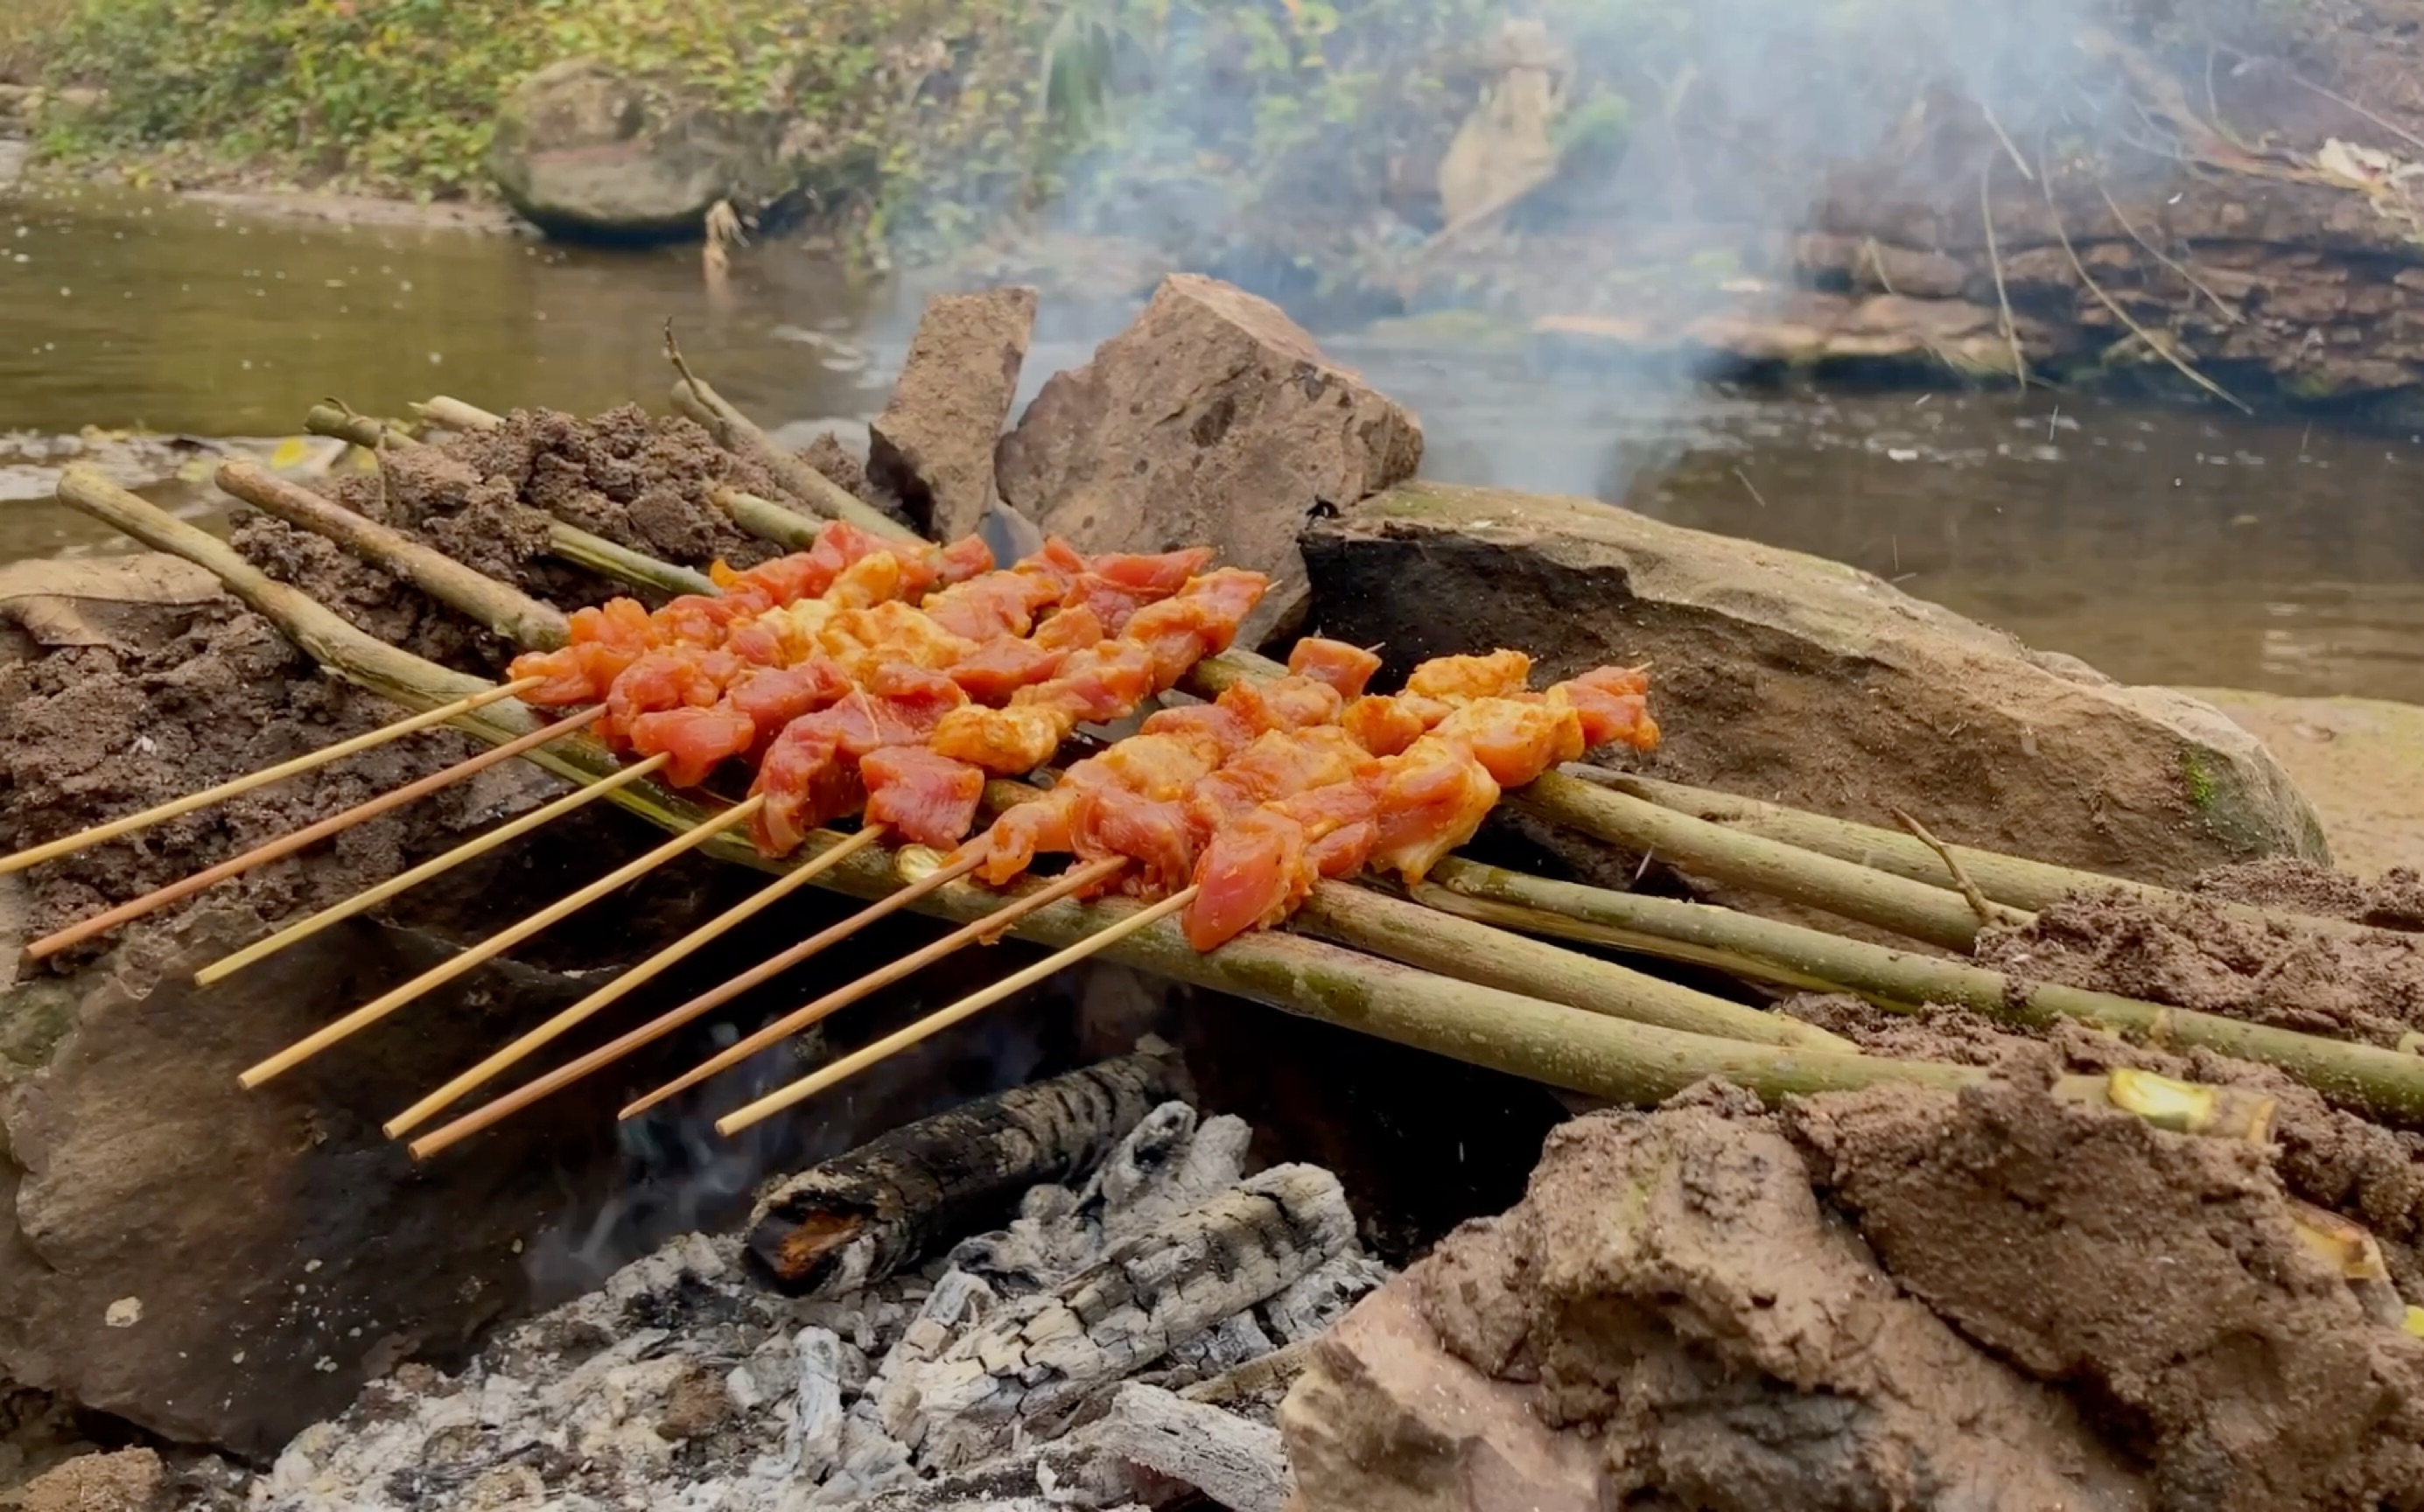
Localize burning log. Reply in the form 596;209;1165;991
746;1040;1193;1295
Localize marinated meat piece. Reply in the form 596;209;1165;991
975;789;1075;885
1432;698;1585;788
602;648;738;748
1072;792;1196;897
1092;547;1215;596
1138;703;1257;764
1184;809;1310;952
1285;638;1383;699
1216;675;1344;735
1548;665;1660;752
1012;640;1159;724
1032;603;1106;654
939;535;996;584
948;636;1064;705
748;727;865;857
863;747;987;849
1366;734;1500;884
931;705;1068;775
1339;694;1430;758
728;661;854;748
1405;649;1531;703
627;704;758;788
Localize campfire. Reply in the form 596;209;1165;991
9;273;2424;1508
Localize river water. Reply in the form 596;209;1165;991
4;178;2421;705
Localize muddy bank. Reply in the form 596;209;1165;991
1288;1064;2424;1511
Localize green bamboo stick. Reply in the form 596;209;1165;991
1582;768;2397;945
1291;882;1858;1052
1419;858;2424;1125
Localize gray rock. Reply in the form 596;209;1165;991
0;908;646;1457
487;60;789;243
1300;483;2331;887
997;275;1423;645
868;288;1039;543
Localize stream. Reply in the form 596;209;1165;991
4;178;2421;706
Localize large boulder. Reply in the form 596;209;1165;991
996;274;1424;645
1300;483;2330;886
867;286;1039;543
487;60;788;243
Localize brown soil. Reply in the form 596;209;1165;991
1388;1066;2424;1512
0;402;815;967
1976;872;2424;1047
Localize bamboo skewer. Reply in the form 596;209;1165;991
25;704;599;961
713;887;1200;1137
0;677;543;878
622;857;1129;1119
380;824;891;1138
43;459;2337;1148
237;797;763;1089
406;847;1079;1158
198;738;665;987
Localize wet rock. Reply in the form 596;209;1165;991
1286;1096;2147;1511
997;275;1423;645
21;1448;171;1512
487;60;789;243
868;287;1039;543
1301;483;2331;886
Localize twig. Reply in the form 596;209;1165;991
1732;467;1768;508
1980;161;2031;388
2094;182;2243;324
1891;807;1998;925
1977;99;2035;180
216;459;571;648
1418;859;2424;1127
2039;150;2252;413
2286;69;2424;158
663;322;916;542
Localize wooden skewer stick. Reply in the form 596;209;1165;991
25;704;598;962
0;677;543;878
621;857;1127;1121
381;824;891;1138
714;886;1197;1138
197;742;666;987
406;844;985;1159
238;796;765;1089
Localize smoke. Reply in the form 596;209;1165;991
945;0;2287;500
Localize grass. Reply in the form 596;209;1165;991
0;0;75;84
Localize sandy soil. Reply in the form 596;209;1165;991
2187;687;2424;878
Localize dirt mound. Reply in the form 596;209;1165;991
1289;1070;2424;1512
2197;856;2424;933
1977;882;2424;1048
1804;1065;2424;1509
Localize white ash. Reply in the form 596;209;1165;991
256;1102;1382;1512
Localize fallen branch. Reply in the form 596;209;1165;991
214;458;571;649
746;1042;1192;1294
662;325;914;542
2094;182;2244;325
1419;858;2424;1126
1579;768;2404;945
1892;807;1997;925
1980;161;2031;388
2039;150;2252;413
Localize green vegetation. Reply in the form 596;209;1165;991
0;0;75;82
26;0;1673;258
